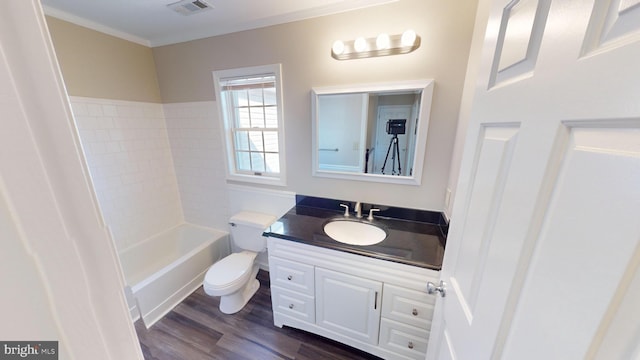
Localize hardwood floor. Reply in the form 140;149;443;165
135;270;383;360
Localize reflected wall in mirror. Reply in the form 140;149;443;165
311;80;434;185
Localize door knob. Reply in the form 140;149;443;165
427;280;447;297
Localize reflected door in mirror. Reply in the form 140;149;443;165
317;93;367;173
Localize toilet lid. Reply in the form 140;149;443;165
205;252;255;287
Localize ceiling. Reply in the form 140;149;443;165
41;0;397;47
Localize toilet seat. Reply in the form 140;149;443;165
204;251;257;291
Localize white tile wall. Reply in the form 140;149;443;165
163;101;230;230
71;97;184;251
72;97;290;263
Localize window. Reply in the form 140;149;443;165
213;64;286;185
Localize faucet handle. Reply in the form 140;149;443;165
367;208;380;221
339;204;350;217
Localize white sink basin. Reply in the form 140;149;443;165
323;220;387;246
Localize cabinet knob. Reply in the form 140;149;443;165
288;304;294;309
412;308;418;316
287;275;292;280
408;342;414;349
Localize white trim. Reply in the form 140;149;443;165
357;93;369;172
147;0;399;46
42;1;398;47
318;164;363;172
213;64;287;186
43;5;151;47
312;169;424;185
69;95;161;106
312;79;433;96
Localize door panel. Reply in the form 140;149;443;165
583;0;640;54
451;125;519;320
499;125;640;359
489;0;551;87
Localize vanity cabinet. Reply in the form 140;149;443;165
267;237;440;360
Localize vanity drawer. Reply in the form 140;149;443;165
379;318;429;360
271;285;315;323
382;284;434;330
269;256;315;296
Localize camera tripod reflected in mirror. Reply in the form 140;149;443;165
381;119;406;175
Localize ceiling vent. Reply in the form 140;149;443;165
167;0;213;16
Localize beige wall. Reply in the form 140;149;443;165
152;0;477;211
46;16;161;103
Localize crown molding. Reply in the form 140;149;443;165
43;5;151;47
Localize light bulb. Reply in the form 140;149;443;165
401;29;417;47
354;37;367;52
332;40;345;55
376;33;390;50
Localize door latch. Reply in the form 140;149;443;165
427;280;447;297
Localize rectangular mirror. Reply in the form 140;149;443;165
311;80;434;185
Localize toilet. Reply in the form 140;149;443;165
203;211;276;314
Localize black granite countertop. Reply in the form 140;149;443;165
264;195;447;270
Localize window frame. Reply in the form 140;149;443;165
213;64;286;186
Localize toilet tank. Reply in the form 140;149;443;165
229;211;277;252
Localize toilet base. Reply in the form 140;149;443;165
218;266;260;314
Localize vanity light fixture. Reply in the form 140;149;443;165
354;37;368;52
331;29;420;60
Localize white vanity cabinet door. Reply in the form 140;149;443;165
315;267;382;345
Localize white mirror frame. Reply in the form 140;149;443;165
311;79;434;185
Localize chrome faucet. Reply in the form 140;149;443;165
355;201;362;218
339;203;350;217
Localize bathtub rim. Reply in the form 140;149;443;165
122;223;229;293
118;222;228;255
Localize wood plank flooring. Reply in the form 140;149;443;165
135;270;383;360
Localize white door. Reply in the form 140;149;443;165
428;0;640;359
318;93;368;172
315;267;382;344
373;105;413;175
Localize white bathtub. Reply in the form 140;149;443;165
118;224;230;328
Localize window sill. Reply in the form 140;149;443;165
226;173;286;187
